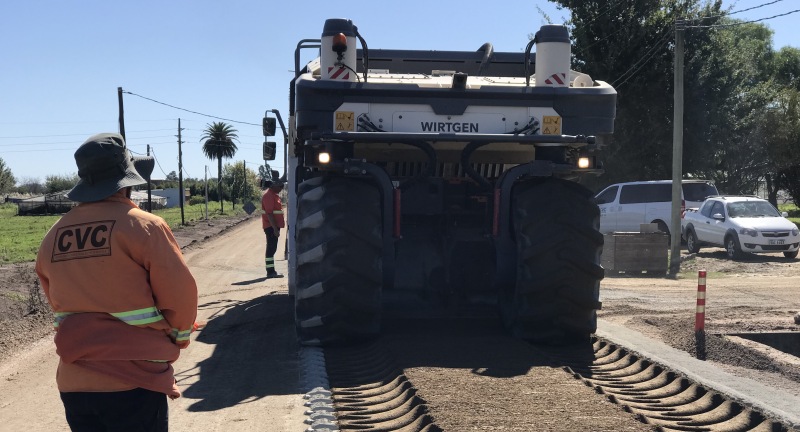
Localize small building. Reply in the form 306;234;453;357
130;191;167;210
150;188;190;208
16;192;76;216
16;189;167;215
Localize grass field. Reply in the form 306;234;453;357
778;202;800;226
0;201;250;264
0;205;61;264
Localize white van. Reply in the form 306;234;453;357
594;180;718;236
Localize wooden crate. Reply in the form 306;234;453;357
602;232;668;274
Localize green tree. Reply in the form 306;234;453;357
763;47;800;205
200;122;238;213
0;158;15;193
690;20;776;194
763;88;800;205
772;46;800;91
16;177;43;195
45;173;80;194
222;162;260;203
166;171;179;181
551;0;724;186
551;1;786;196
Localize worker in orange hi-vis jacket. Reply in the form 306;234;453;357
261;179;286;278
35;133;198;432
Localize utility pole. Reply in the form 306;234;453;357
204;166;209;221
242;160;247;203
146;144;152;212
669;20;685;276
178;118;185;226
117;87;126;141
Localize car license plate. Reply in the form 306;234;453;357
769;239;785;245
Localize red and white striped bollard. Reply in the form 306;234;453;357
695;270;706;332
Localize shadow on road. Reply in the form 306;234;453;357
176;292;300;412
376;315;599;378
231;277;267;286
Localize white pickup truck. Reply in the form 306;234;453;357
682;195;800;260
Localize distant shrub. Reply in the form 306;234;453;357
188;196;205;206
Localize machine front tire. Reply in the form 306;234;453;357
502;177;603;344
294;176;383;346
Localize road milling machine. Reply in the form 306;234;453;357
263;18;617;346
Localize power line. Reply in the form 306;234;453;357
576;0;626;29
688;0;786;22
685;8;800;28
129;148;170;179
0;129;177;139
1;147;74;153
575;26;628;54
147;148;170;178
2;137;182;147
122;90;260;126
182;127;263;139
127;141;179;146
729;0;785;15
610;29;673;88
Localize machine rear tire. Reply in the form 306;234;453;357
501;177;603;344
294;176;383;346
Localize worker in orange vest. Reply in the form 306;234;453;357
261;178;285;278
36;133;198;432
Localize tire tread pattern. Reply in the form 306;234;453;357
504;177;603;344
295;176;383;346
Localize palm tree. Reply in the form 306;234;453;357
200;122;239;213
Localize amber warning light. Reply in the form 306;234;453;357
332;33;348;55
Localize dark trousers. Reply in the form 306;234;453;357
60;388;168;432
265;227;279;274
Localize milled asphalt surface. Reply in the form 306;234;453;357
597;319;800;429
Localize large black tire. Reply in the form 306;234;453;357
294;176;383;346
501;177;604;344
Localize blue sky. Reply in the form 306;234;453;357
1;0;797;184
